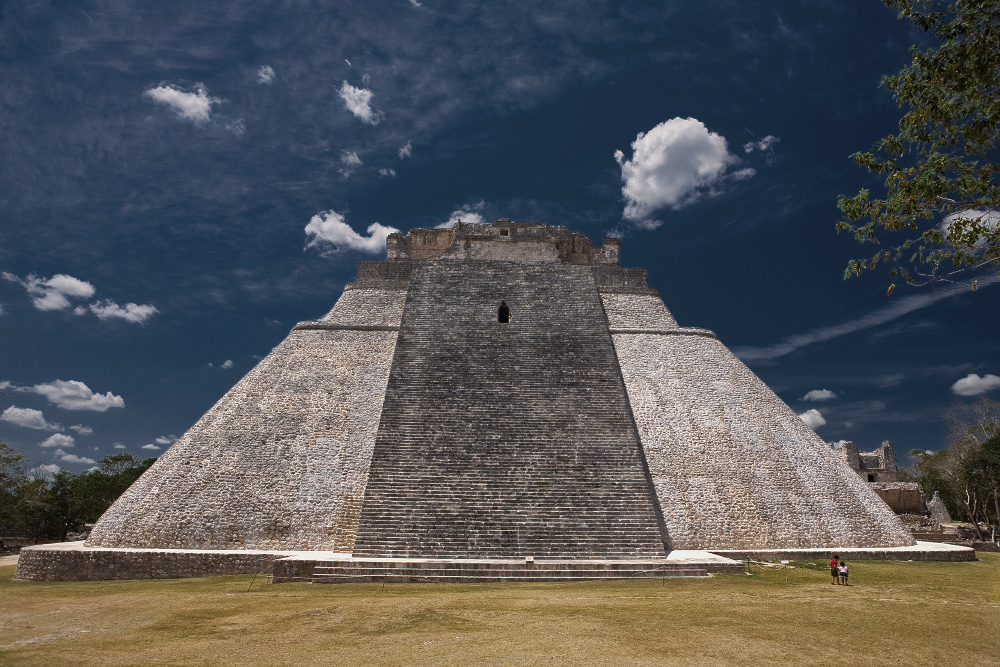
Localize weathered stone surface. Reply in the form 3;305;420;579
352;260;666;558
15;542;294;581
870;482;927;514
609;327;914;549
63;219;919;583
87;288;403;551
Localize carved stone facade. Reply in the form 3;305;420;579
81;220;913;562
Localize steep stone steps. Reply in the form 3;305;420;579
302;560;713;583
352;261;667;559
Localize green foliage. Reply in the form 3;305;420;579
836;0;1000;293
0;441;31;534
0;448;156;541
908;398;1000;540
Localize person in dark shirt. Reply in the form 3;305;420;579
498;301;510;323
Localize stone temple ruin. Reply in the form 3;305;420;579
17;220;974;582
837;440;928;514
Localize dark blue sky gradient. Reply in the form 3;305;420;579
2;0;998;472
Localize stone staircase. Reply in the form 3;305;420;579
352;261;667;559
274;559;732;583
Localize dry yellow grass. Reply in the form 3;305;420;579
1;555;998;666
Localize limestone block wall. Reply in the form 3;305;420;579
601;293;677;329
870;482;927;514
604;293;914;549
86;286;404;551
320;287;407;326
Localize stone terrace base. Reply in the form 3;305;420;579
711;540;976;563
13;542;305;581
13;541;975;582
272;551;745;583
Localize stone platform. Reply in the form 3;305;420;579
14;542;975;582
272;551;745;583
712;540;976;563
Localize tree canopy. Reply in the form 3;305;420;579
0;447;156;543
837;0;1000;294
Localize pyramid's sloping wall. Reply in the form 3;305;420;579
352;261;667;558
602;292;914;549
86;284;406;550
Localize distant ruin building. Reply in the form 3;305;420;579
836;440;927;514
20;221;930;581
838;440;899;483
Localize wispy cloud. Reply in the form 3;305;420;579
734;283;996;362
256;65;275;84
399;141;412;159
802;389;836;401
743;135;780;164
86;299;159;323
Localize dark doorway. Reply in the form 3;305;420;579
498;301;510;323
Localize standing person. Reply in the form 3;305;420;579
839;561;849;586
830;554;839;585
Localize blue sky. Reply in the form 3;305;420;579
2;0;998;474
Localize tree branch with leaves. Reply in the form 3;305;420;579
837;0;1000;294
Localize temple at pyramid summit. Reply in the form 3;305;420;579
17;220;974;582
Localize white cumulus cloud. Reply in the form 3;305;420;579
802;389;836;402
339;81;381;125
378;168;396;178
88;299;159;323
220;360;233;370
615;117;745;228
951;373;1000;397
399;141;412;159
437;209;486;229
257;65;275;84
304;211;399;254
1;406;62;431
2;272;95;311
113;443;126;450
2;272;156;324
798;409;826;429
144;84;217;123
41;433;75;449
142;443;161;451
340;150;362;167
27;379;125;412
155;435;178;446
69;424;93;435
58;451;96;464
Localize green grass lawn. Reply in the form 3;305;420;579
2;555;998;666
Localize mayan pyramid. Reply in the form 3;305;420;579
86;220;913;556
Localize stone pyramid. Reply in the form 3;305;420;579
86;220;913;556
